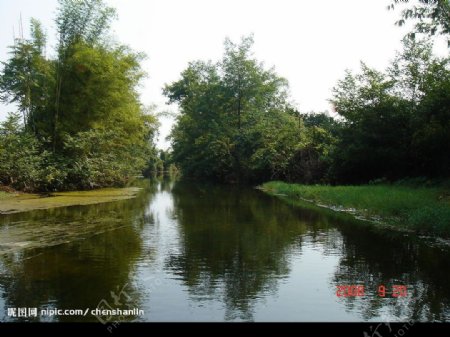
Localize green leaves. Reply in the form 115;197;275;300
330;38;450;183
165;36;302;183
55;0;117;49
0;113;44;191
389;0;450;47
0;20;52;133
0;0;159;191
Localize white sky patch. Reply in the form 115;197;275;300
0;0;447;149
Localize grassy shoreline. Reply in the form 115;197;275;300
261;181;450;238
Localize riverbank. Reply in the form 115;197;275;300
0;191;10;200
261;181;450;238
0;188;141;214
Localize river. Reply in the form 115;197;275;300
0;178;449;322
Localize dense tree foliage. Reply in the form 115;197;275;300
167;36;449;185
164;0;450;186
0;0;158;191
330;38;449;183
165;36;307;183
2;1;448;190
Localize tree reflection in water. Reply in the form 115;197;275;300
0;179;156;322
167;181;450;321
0;179;449;322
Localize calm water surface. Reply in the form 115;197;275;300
0;179;449;322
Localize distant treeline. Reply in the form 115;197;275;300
1;0;449;191
165;34;449;184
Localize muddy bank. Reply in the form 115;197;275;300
0;187;141;214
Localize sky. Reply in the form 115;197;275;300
0;0;448;149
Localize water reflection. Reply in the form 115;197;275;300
331;222;450;321
0;180;156;322
0;178;449;322
277;197;450;321
168;182;309;320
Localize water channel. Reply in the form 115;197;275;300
1;179;449;322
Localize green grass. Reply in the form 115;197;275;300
261;181;450;237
